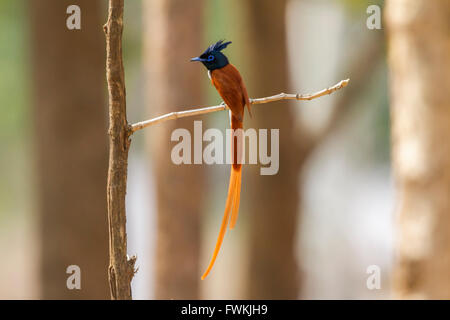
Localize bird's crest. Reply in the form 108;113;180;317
202;40;232;56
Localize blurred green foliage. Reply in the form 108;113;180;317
0;0;31;218
340;0;384;15
123;0;142;79
0;0;29;142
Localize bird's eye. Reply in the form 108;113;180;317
207;55;214;62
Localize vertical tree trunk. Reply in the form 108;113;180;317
143;0;205;299
386;0;450;299
31;0;109;299
240;0;301;299
104;0;135;300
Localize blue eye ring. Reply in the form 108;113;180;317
207;54;214;62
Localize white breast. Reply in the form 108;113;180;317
207;70;211;80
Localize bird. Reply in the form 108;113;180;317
191;40;252;279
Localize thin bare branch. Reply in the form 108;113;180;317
130;79;349;133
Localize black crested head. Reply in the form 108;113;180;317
190;40;232;71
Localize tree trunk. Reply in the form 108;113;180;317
31;0;109;299
386;0;450;299
104;0;135;300
143;0;205;299
239;0;301;299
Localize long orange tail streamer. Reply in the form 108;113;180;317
201;115;243;280
201;166;241;280
229;168;242;230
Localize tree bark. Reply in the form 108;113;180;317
31;0;109;299
143;0;205;299
239;0;301;299
104;0;136;300
386;0;450;299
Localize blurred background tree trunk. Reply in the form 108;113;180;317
239;0;301;299
386;0;450;299
30;0;109;299
143;0;205;299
